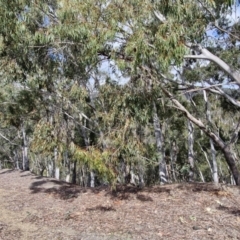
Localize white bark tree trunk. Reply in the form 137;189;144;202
153;102;168;184
22;126;29;171
90;171;95;188
80;117;95;187
185;92;195;182
203;90;219;183
54;148;60;180
14;150;20;170
187;119;195;181
170;141;178;182
197;164;205;182
210;139;218;183
64;151;71;182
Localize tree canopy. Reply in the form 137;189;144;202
0;0;240;186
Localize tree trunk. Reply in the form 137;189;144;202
185;92;195;182
187;119;195;181
221;145;240;185
81;165;88;187
138;162;145;188
54;148;60;180
71;161;77;184
80;117;95;187
196;164;205;182
90;171;95;188
153;102;168;184
210;139;218;183
64;151;71;183
14;150;20;170
22;126;29;171
199;142;214;180
51;151;56;178
170;141;177;182
203;90;219;183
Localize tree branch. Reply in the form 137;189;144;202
208;86;240;108
153;10;167;23
161;86;225;148
0;132;18;145
184;44;240;84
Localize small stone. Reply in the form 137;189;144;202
193;226;201;230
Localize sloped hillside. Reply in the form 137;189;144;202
0;169;239;240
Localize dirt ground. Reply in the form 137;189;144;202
0;169;240;240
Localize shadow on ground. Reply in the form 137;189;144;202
86;205;116;212
28;177;163;202
217;205;240;216
29;178;88;200
0;169;15;175
26;170;240;208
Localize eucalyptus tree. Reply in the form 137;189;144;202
0;0;110;181
103;0;240;185
1;0;240;185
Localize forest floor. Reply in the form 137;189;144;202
0;169;240;240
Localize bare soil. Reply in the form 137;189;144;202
0;169;240;239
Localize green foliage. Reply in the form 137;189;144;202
70;143;116;184
31;121;58;154
0;0;239;186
